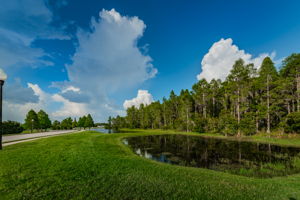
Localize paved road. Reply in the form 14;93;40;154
3;130;77;146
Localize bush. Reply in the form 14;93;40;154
52;120;61;130
240;113;256;136
193;117;208;133
207;117;219;133
218;113;238;136
284;112;300;133
2;121;24;134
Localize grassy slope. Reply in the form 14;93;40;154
200;131;300;147
1;130;300;200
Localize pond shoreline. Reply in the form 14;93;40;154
123;133;300;178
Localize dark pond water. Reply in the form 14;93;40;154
91;128;116;134
123;134;300;177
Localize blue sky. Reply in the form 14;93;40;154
2;0;300;122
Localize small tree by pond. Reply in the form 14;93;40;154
111;115;126;132
84;114;94;130
78;116;86;130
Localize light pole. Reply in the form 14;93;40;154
0;69;7;150
31;119;34;133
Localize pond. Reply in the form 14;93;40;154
90;128;116;134
123;134;300;177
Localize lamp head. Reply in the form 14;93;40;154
0;69;7;81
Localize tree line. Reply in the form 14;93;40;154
52;114;94;130
111;53;300;136
3;109;95;134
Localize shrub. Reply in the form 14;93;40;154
2;121;24;134
284;112;300;133
218;113;238;136
240;113;256;135
193;117;208;133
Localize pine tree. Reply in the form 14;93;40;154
85;114;94;130
192;79;209;119
179;89;193;132
126;107;139;128
116;54;300;135
78;116;86;130
280;53;300;111
226;59;251;137
258;57;278;135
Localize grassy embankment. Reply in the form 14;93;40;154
199;130;300;147
1;129;300;199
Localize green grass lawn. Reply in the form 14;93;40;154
1;130;300;200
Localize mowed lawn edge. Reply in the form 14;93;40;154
1;130;300;200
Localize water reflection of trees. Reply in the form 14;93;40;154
126;135;300;177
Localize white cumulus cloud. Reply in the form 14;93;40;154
123;90;154;109
3;8;156;122
197;38;275;82
66;8;157;92
54;9;157;120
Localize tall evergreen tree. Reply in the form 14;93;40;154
85;114;94;130
192;79;209;119
226;59;252;137
179;89;193;132
258;57;278;135
78;116;86;130
280;53;300;112
114;54;300;135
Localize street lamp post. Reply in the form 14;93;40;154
31;119;34;133
0;69;7;150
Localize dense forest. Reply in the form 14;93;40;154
111;53;300;136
